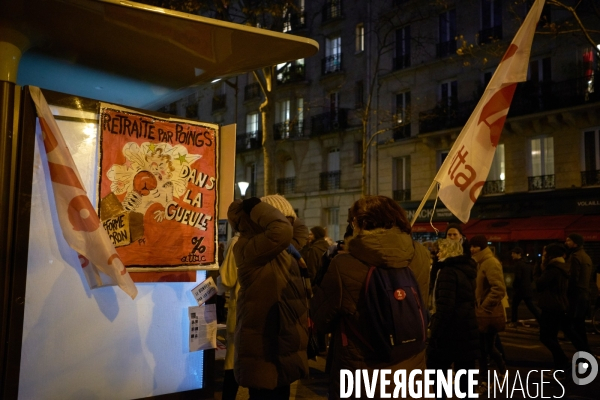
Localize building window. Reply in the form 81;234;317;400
582;128;600;186
323;36;342;74
479;0;503;44
440;80;458;109
246;112;259;133
355;81;364;109
394;26;411;70
482;144;505;195
275;100;291;139
354;141;363;164
394;91;411;140
393;156;411;201
326;207;340;241
277;59;305;84
355;23;364;53
437;9;456;58
438;150;450;169
277;158;296;194
323;0;342;22
320;148;341;190
528;137;555;190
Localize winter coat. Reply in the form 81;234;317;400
291;217;309;252
428;255;480;362
219;233;239;370
472;247;506;312
534;258;570;312
310;227;430;399
301;238;330;283
227;200;309;390
567;246;593;301
513;258;534;298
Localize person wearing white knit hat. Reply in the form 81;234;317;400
261;194;307;251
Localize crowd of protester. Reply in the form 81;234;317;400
215;194;598;400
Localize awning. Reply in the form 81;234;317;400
566;215;600;241
510;215;580;241
411;222;448;233
464;215;588;242
463;218;515;242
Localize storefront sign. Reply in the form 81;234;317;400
97;105;219;269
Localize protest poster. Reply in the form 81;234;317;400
97;104;219;269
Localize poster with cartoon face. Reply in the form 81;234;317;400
97;105;218;269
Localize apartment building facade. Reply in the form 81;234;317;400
156;0;600;264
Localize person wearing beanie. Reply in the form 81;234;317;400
227;198;309;398
301;226;330;283
565;232;593;348
261;194;308;251
470;235;507;390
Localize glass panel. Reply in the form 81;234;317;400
531;138;542;176
328;148;340;171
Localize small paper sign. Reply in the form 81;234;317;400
191;276;218;306
189;304;217;352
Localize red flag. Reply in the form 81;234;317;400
433;0;546;223
30;86;138;299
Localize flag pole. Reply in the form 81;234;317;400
410;180;437;227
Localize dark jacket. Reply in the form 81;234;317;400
301;237;330;283
535;258;569;312
310;227;430;399
513;258;534;298
428;255;480;362
227;200;308;390
567;246;593;301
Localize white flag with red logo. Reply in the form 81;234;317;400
434;0;545;223
30;86;138;299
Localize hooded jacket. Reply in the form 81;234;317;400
535;258;570;312
227;200;309;390
472;247;506;312
428;255;480;361
310;227;430;399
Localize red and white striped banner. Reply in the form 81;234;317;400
30;86;138;299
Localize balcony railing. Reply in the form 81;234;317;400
284;11;306;31
322;54;343;75
528;175;555;191
320;171;341;191
581;170;600;187
277;177;296;194
393;189;411;201
478;25;503;44
235;131;262;152
311;109;348;136
481;180;505;195
277;64;305;84
419;100;477;134
274;121;305;140
393;123;411;140
244;83;261;101
212;94;227;112
436;40;457;58
322;0;343;22
393;54;410;70
509;76;600;118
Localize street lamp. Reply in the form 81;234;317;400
238;181;249;199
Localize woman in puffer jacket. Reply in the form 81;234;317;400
427;239;480;399
227;197;309;399
310;195;430;399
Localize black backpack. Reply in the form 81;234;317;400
362;260;429;362
341;245;428;363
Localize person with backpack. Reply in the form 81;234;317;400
310;196;430;399
427;239;479;399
